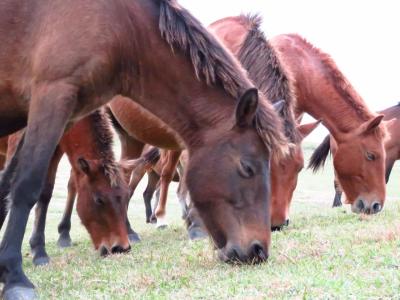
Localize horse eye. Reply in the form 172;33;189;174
366;152;376;161
238;159;256;178
94;196;105;206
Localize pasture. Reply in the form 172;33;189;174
4;142;399;299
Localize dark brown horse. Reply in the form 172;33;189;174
0;1;287;297
310;103;400;208
210;14;314;230
132;15;322;232
2;110;131;265
271;34;387;215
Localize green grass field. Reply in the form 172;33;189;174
2;143;400;299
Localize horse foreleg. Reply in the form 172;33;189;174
57;169;76;248
30;148;62;266
154;150;181;228
0;131;25;230
0;82;76;300
185;202;208;240
125;160;150;242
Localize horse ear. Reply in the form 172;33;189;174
236;88;259;127
297;120;321;140
77;157;91;175
272;99;285;114
359;114;384;135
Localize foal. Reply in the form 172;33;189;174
2;110;131;265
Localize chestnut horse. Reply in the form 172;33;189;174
271;34;387;214
1;110;131;265
0;0;287;297
310;103;400;208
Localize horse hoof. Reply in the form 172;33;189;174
3;286;37;300
57;237;72;248
156;216;168;229
33;256;50;266
188;227;207;240
128;232;141;243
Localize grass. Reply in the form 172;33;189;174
2;143;400;299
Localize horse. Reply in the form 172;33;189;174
209;14;321;230
0;0;287;297
310;103;400;208
1;110;131;266
121;14;322;232
271;33;387;214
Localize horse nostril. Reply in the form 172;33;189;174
111;245;131;254
271;225;283;232
249;241;268;263
356;199;365;212
100;246;109;257
284;219;290;226
372;202;382;214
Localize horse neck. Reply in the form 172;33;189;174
119;4;245;149
275;35;374;137
126;79;236;149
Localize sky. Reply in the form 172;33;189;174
179;0;400;142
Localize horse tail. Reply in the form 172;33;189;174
308;135;331;172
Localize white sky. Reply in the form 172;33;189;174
179;0;400;142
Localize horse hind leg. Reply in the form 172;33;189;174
0;81;76;300
154;150;181;229
30;148;62;266
57;169;76;248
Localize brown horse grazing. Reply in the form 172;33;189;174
2;110;131;265
210;15;303;229
271;34;387;215
310;103;400;208
0;1;287;296
130;14;320;233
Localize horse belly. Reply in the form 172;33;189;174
109;97;183;150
